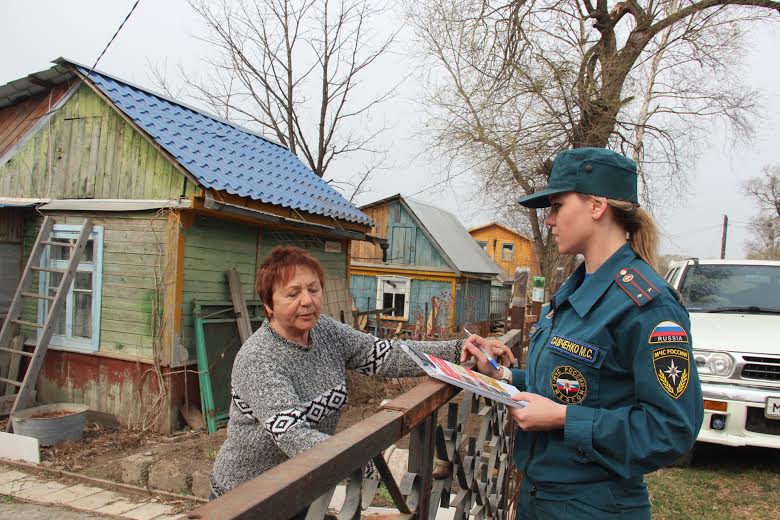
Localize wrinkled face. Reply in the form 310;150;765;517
545;193;595;255
267;266;322;338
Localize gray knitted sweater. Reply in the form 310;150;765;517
209;314;462;496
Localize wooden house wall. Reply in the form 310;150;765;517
180;216;258;359
409;279;453;326
20;210;169;361
0;83;71;159
350;274;377;312
470;224;540;278
180;218;350;358
455;278;491;326
350;205;387;262
0;208;24;318
350;201;450;269
390;203;448;268
350;273;452;327
0;84;199;200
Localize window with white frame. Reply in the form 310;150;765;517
376;276;411;320
38;224;104;353
477;240;488;252
501;242;514;261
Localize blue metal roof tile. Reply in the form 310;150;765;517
78;65;371;227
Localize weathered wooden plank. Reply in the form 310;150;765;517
100;330;153;349
103;264;157;278
103;242;165;255
103;229;167;244
84;116;102;198
98;340;153;359
101;318;155;336
102;285;157;300
103;273;158;290
102;306;155;326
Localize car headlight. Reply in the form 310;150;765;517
694;351;735;377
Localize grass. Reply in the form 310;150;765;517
648;444;780;519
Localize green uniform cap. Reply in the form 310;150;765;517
518;147;638;208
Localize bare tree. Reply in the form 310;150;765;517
409;0;779;279
744;165;780;259
178;0;400;198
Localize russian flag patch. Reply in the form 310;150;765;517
648;321;689;344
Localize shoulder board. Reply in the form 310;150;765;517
614;267;659;307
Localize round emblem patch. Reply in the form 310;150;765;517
622;274;634;282
551;366;588;404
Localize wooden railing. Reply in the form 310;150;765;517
181;329;524;520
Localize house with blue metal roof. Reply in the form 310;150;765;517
0;58;380;432
350;194;500;336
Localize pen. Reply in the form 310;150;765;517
463;327;500;370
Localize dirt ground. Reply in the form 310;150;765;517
1;374;481;487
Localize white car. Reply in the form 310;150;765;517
665;259;780;450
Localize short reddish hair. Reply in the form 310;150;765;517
256;246;325;310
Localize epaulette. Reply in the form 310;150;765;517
614;267;658;307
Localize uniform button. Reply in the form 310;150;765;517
584;164;593;172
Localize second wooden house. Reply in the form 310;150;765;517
350;195;499;335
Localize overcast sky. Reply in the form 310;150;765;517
2;1;778;261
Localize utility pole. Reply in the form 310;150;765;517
720;214;728;259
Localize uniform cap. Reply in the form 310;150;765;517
518;148;638;208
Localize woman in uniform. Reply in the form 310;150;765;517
469;147;703;519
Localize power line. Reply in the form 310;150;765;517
91;0;142;71
406;166;474;198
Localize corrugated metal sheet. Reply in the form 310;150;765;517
74;65;372;227
405;198;499;276
0;63;75;109
0;83;72;159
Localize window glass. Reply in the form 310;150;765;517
39;225;102;352
501;243;514;261
680;264;780;312
477;240;488;251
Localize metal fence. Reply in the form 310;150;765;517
180;329;524;520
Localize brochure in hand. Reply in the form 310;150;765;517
400;342;527;408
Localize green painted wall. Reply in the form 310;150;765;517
0;84;199;200
180;216;258;358
180;221;349;358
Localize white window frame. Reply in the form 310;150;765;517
38;224;104;353
376;276;411;321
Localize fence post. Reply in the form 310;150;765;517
509;268;528;360
408;411;437;519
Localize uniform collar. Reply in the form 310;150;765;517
565;242;637;318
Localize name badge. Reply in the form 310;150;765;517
548;335;599;365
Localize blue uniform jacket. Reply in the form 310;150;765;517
510;244;704;501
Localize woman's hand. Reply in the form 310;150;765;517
460;335;515;379
509;392;567;431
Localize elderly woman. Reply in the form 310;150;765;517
209;246;509;509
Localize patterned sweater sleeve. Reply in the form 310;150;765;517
319;315;463;377
230;344;334;459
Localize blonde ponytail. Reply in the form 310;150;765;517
607;200;661;274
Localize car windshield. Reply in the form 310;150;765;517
680;264;780;313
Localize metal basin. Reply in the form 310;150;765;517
10;403;89;446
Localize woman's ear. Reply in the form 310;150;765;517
263;303;273;319
591;196;609;220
